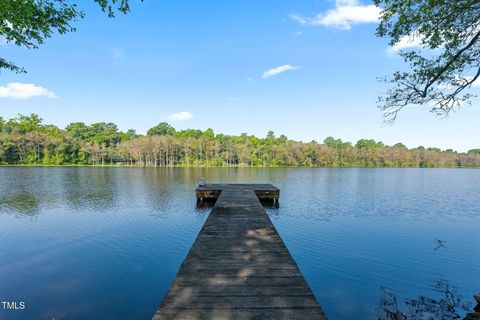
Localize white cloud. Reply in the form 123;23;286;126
437;75;480;90
262;65;299;79
2;20;13;28
167;111;193;121
467;76;480;87
289;0;381;30
450;75;480;88
387;31;424;54
0;82;57;100
111;47;125;64
289;14;309;25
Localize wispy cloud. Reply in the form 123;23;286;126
262;65;299;79
0;82;57;100
461;76;480;87
167;111;193;121
111;47;125;65
226;96;245;101
289;0;380;30
387;31;424;54
437;75;480;90
387;26;480;54
289;14;310;26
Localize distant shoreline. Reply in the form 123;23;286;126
1;164;478;169
2;114;479;168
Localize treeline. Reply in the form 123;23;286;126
1;114;479;167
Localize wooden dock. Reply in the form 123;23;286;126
153;184;327;320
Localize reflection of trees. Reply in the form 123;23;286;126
377;279;474;320
62;168;118;212
0;192;40;216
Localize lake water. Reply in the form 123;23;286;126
0;167;479;319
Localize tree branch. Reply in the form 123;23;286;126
422;29;480;96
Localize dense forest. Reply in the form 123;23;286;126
0;114;479;167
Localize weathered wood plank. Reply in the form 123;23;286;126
173;268;305;277
163;285;315;297
153;184;327;320
177;262;301;270
160;296;321;308
154;308;327;320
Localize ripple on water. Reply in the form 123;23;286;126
0;167;479;320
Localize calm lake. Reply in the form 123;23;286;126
0;167;479;319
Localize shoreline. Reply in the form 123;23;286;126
0;164;478;169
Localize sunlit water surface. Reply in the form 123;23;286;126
0;167;479;319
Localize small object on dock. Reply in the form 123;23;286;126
153;183;326;320
198;178;206;188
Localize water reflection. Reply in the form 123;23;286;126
195;198;280;210
195;199;217;208
0;168;199;216
0;191;40;216
1;167;479;319
377;279;473;320
435;239;447;251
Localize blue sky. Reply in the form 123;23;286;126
1;0;479;151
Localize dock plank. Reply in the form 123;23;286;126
153;184;327;320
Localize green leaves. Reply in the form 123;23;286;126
147;122;176;136
94;0;137;17
376;0;480;121
0;0;82;73
0;0;82;49
0;0;140;74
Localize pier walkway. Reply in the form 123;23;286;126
153;184;327;320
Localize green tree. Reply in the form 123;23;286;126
266;131;275;140
15;114;43;133
90;122;121;146
0;0;140;73
121;129;138;141
203;128;215;139
375;0;480;121
277;134;288;144
66;122;91;140
324;137;343;148
0;113;479;168
355;139;381;150
147;122;176;136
